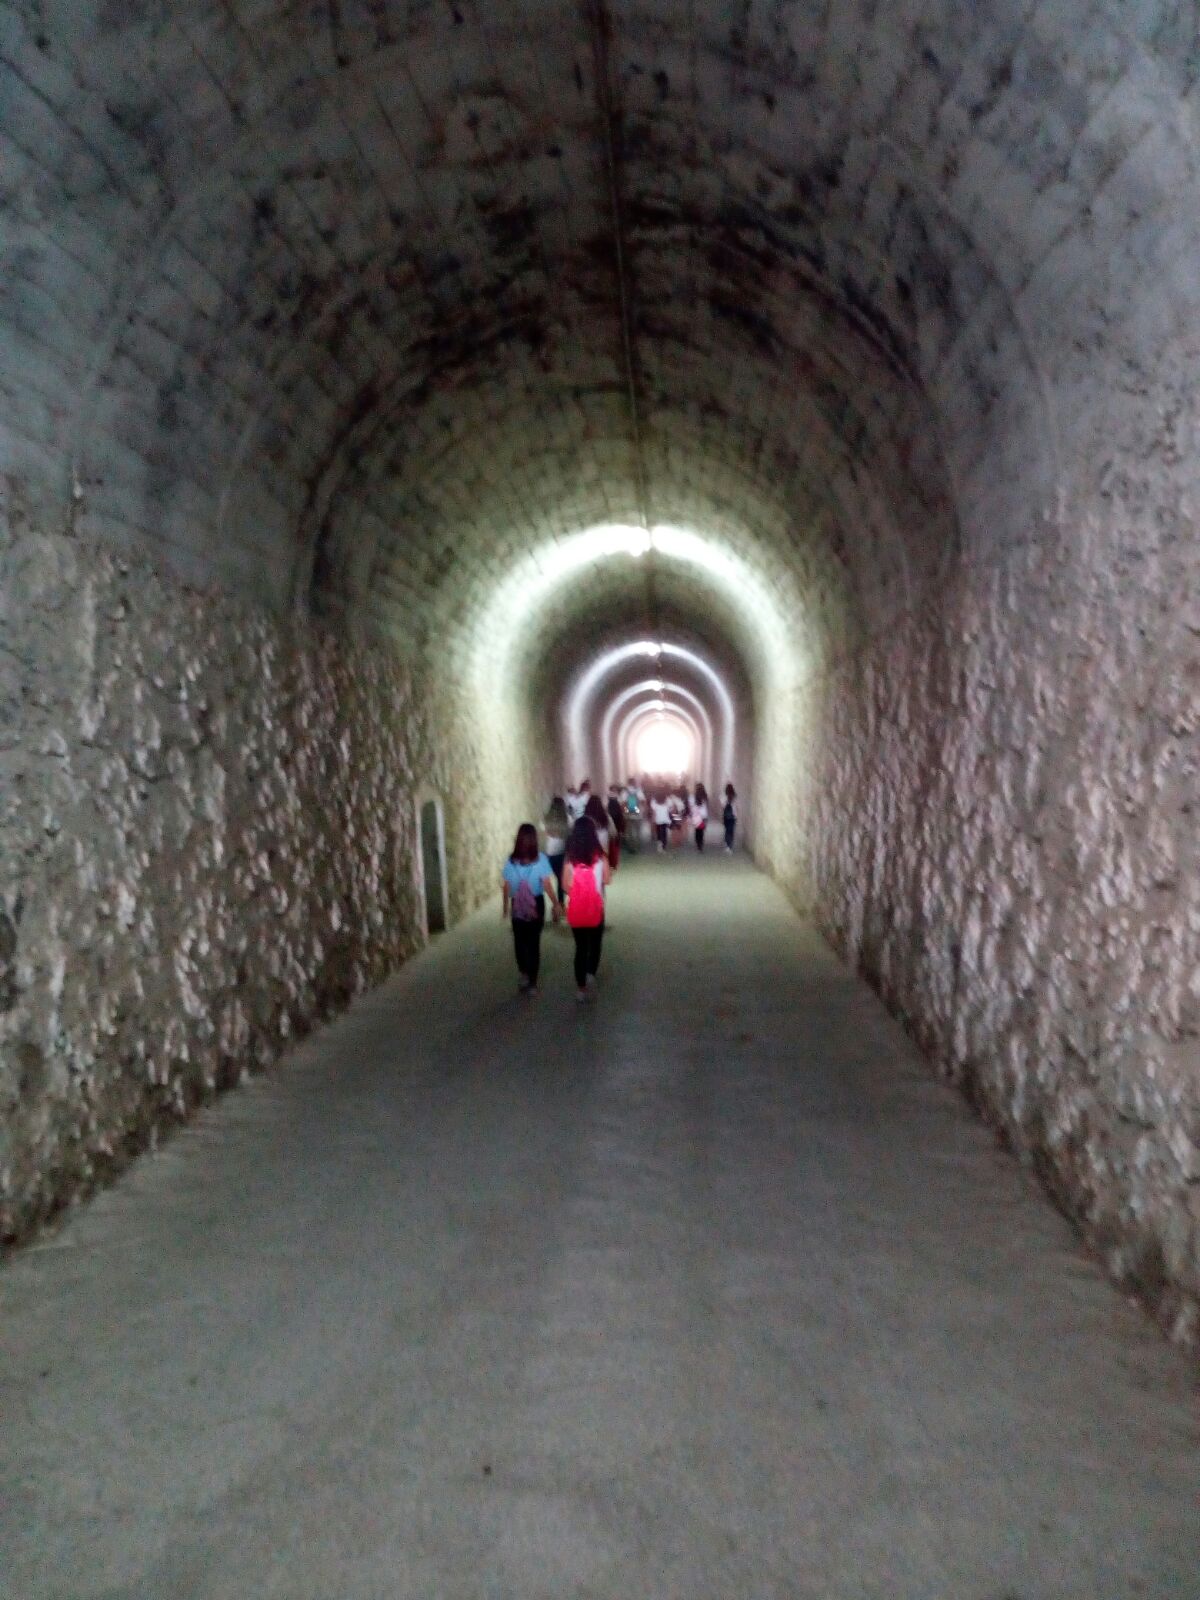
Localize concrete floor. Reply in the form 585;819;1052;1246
2;856;1196;1599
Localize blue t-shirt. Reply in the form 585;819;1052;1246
503;854;552;896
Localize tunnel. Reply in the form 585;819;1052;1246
1;2;1198;1592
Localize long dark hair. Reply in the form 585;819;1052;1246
584;794;609;830
725;783;737;801
694;783;708;805
566;816;600;865
544;795;569;832
510;823;539;864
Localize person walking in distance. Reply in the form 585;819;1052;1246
568;779;591;823
542;795;570;905
501;823;561;995
691;782;709;851
668;788;685;847
606;784;626;869
622;780;641;853
585;792;614;866
723;784;738;852
564;816;611;1001
650;789;671;851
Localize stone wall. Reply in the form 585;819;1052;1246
0;512;500;1245
802;513;1200;1346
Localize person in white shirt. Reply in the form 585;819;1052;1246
650;791;671;851
667;790;685;845
542;795;570;903
567;781;591;823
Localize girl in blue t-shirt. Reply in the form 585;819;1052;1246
501;823;561;995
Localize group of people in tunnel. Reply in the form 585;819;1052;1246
500;813;611;1002
500;775;740;1001
558;776;738;857
644;780;738;853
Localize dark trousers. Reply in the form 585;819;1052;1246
572;923;604;988
548;853;565;902
512;898;545;983
695;824;706;851
724;819;736;849
656;824;668;848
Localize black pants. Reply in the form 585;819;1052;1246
512;898;545;983
695;824;706;851
724;819;736;849
572;923;604;988
656;823;668;848
548;852;565;902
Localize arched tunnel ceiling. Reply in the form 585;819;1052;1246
562;627;745;786
4;0;1200;694
620;701;701;778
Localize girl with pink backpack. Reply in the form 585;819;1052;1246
563;817;612;1001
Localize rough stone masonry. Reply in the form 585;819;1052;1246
0;508;506;1239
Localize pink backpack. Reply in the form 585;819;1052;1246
567;857;604;928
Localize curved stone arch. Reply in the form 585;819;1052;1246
562;637;740;791
618;703;704;785
65;39;565;505
621;707;708;794
190;105;1091;618
466;526;799;762
6;0;1196;607
599;680;718;791
205;166;945;599
603;682;717;789
295;329;922;634
327;422;909;653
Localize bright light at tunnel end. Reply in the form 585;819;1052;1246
564;636;736;792
636;719;694;777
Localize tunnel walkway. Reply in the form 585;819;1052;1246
2;855;1196;1598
